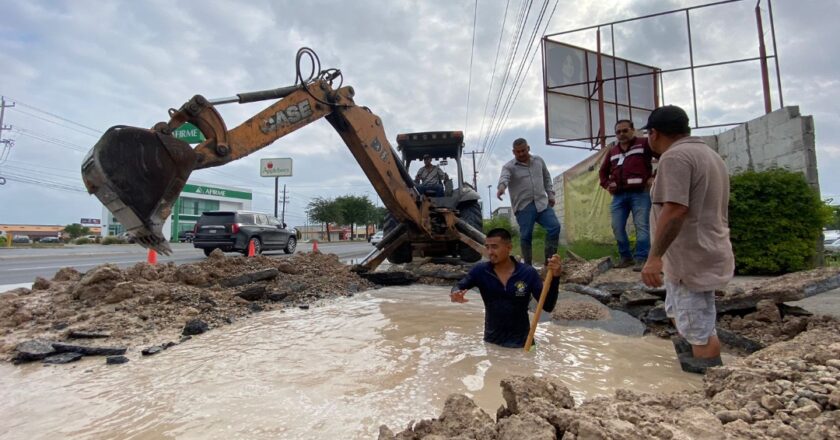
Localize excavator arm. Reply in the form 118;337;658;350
82;48;484;267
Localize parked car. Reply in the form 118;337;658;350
12;235;32;244
178;230;195;243
118;232;136;244
39;236;61;243
370;231;384;246
193;210;297;256
824;230;840;245
826;238;840;254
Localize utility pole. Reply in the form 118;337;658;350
274;177;279;217
466;150;483;189
0;96;15;185
279;184;288;225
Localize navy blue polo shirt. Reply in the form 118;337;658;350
453;258;560;348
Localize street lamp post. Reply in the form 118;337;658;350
487;185;493;218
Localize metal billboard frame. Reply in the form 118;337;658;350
542;0;783;150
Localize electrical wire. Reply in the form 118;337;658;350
478;0;533;154
3;97;102;134
484;0;558;165
7;108;101;138
464;0;479;141
477;0;512;153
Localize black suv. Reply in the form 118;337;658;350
193;211;297;257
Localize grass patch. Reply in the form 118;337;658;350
511;239;618;262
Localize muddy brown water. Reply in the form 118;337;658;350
0;285;700;439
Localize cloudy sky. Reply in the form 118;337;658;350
1;0;838;229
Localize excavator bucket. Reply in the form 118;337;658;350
81;126;197;255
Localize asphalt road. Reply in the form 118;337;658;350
0;241;376;287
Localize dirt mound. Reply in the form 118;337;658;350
552;300;611;321
1;252;372;360
381;319;840;439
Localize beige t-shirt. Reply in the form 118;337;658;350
650;137;734;291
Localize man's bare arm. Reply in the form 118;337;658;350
650;202;689;257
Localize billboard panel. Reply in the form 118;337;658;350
543;40;659;148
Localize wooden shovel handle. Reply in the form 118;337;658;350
524;270;554;352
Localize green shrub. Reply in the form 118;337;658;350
729;169;831;274
74;237;91;245
101;236;125;245
483;216;518;239
0;237;5;246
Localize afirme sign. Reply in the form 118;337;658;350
171;122;206;144
80;218;101;225
260;158;293;177
182;183;252;200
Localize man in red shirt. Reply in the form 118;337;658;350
599;120;655;271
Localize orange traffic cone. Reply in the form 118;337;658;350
247;240;256;257
312;239;319;253
147;249;158;265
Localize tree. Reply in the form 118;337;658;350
336;195;375;239
306;197;343;242
370;206;388;229
825;204;840;230
63;223;91;239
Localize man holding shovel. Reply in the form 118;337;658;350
450;228;563;348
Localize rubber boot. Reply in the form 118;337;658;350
544;243;558;265
677;352;723;374
671;335;692;356
521;242;533;266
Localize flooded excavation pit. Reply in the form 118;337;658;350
0;285;699;439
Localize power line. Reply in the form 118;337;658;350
479;0;558;173
477;0;513;153
483;0;559;169
13;127;90;152
7;108;101;138
4;97;102;134
478;0;533;156
484;0;550;160
464;0;479;140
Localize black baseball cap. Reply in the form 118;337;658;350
641;105;690;133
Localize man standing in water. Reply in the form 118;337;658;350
450;228;563;348
640;105;734;374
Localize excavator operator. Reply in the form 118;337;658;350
414;154;446;197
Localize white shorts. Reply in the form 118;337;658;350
664;280;717;346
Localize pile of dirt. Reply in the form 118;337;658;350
0;251;372;360
558;255;612;285
717;300;812;346
383;260;471;286
552;299;611;321
380;319;840;439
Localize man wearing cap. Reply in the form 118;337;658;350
415;154;446;197
640;105;734;374
497;138;561;267
599;119;655;272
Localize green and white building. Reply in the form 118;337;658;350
102;181;253;241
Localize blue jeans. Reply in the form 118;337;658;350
610;190;651;261
417;183;443;197
515;202;561;265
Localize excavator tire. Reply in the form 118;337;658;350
457;201;484;262
383;213;413;264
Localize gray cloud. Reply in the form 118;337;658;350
1;0;838;227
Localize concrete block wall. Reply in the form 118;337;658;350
703;106;819;190
553;174;567;244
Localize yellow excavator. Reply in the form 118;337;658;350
81;48;485;272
